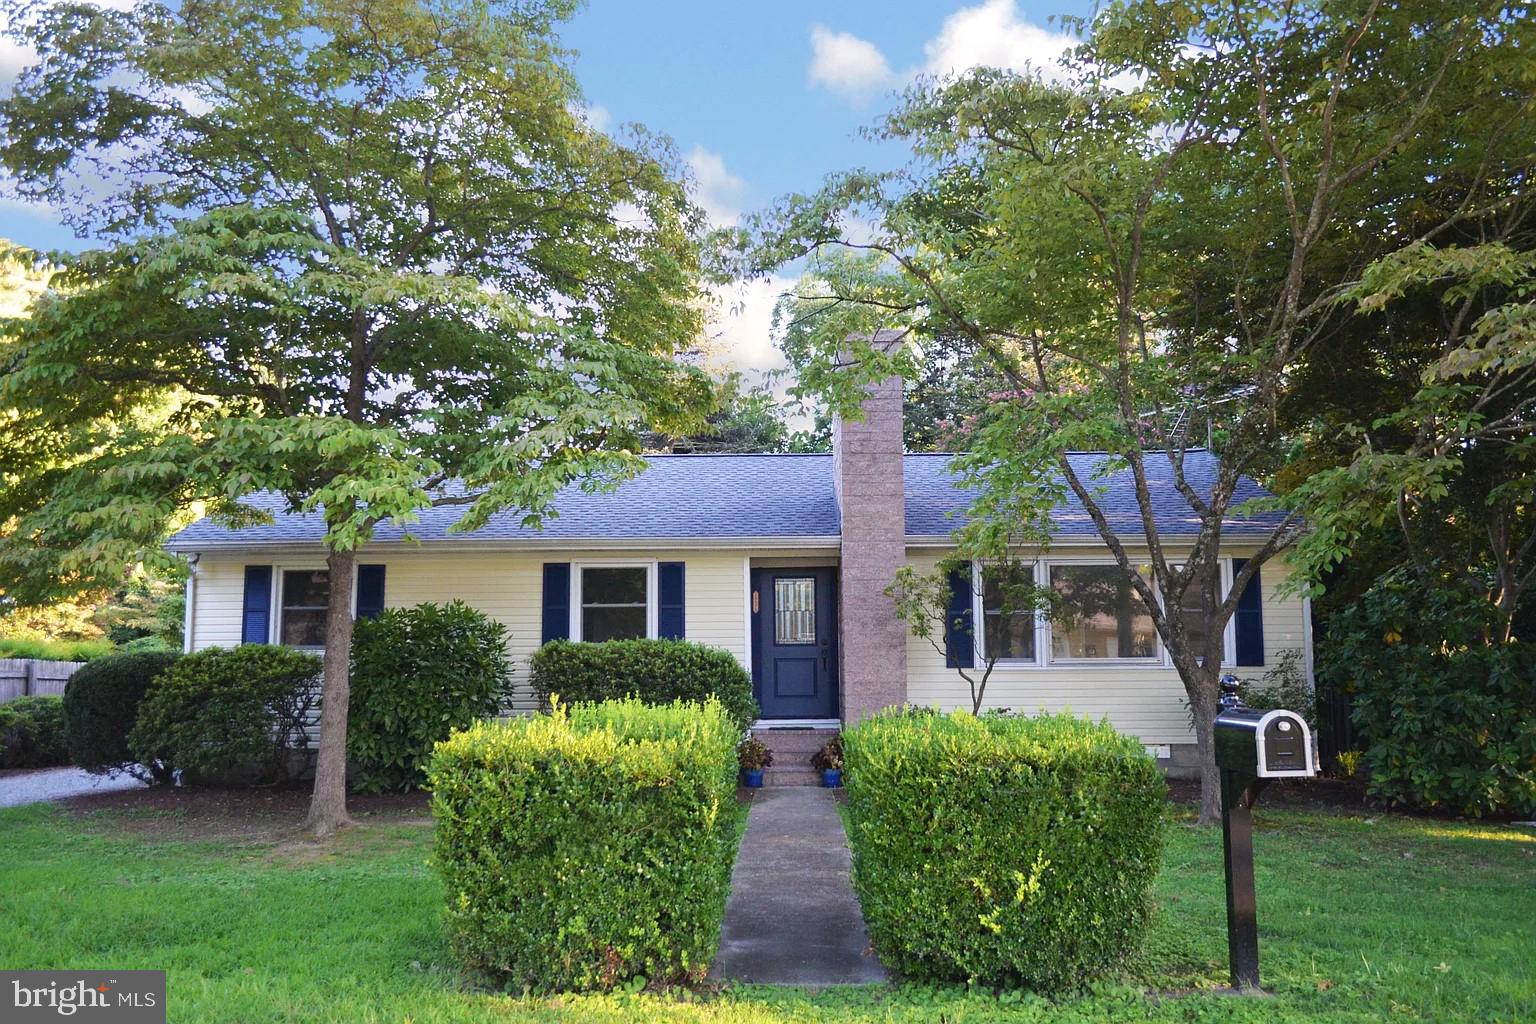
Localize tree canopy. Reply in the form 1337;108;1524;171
0;0;713;832
749;0;1535;821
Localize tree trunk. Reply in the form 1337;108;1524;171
1188;668;1222;826
306;546;357;837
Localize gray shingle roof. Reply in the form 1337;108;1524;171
166;450;1285;550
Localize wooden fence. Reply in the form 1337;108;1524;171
0;659;84;702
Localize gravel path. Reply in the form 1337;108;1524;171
0;766;147;808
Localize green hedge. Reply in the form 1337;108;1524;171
1319;567;1536;816
1344;643;1535;817
529;638;757;733
63;651;182;778
429;697;742;992
0;695;70;768
842;709;1165;990
348;601;512;792
129;645;321;785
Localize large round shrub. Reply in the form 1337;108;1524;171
0;695;70;768
62;650;181;777
128;645;320;785
530;638;758;732
429;697;742;991
348;600;511;792
1319;567;1536;816
842;709;1165;990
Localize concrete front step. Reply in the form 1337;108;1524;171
762;768;825;787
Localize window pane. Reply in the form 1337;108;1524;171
1178;581;1212;654
280;570;329;647
280;609;328;647
282;569;329;608
582;567;647;605
982;567;1035;661
774;578;817;644
1050;565;1156;659
583;606;647;642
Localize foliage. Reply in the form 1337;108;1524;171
61;650;180;777
809;734;842;771
128;646;320;785
0;695;69;768
1238;649;1314;728
0;636;114;662
0;0;712;831
428;698;742;992
1320;569;1535;816
644;371;792;453
1286;242;1536;637
2;797;1535;1021
841;709;1165;989
347;601;512;793
737;735;772;771
746;1;1535;823
530;638;758;732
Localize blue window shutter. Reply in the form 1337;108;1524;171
945;562;975;669
658;562;686;640
356;565;386;620
542;563;571;644
241;565;273;644
1233;558;1264;666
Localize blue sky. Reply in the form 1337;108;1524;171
0;0;1094;376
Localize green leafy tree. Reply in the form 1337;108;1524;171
0;0;710;834
750;0;1534;822
643;371;791;453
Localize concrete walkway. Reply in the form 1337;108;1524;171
711;787;887;986
0;766;146;808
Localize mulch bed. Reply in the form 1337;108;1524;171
1165;775;1375;814
61;784;431;841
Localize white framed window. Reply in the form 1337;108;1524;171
572;561;657;642
972;555;1237;668
276;567;330;649
1170;561;1237;665
974;563;1041;665
1047;562;1158;662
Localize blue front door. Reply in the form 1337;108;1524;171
751;568;838;720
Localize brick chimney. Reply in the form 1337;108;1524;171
833;332;908;723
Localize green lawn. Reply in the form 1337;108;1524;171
0;798;1531;1023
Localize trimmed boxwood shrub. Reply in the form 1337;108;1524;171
842;709;1165;990
62;650;181;777
428;697;742;992
348;600;512;792
0;695;70;768
530;638;758;732
128;645;321;785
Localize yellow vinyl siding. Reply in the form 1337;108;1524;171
902;547;1310;746
189;547;763;713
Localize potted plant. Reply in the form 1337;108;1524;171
738;736;772;788
810;735;843;788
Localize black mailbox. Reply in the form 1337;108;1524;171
1214;682;1315;779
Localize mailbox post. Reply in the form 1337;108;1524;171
1213;675;1315;991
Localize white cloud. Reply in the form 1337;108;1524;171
807;0;1082;104
685;145;748;227
922;0;1075;81
807;25;899;102
577;102;612;132
703;275;795;379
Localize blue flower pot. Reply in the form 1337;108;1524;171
821;768;842;788
742;769;764;788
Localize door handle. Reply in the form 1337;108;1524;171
820;644;829;670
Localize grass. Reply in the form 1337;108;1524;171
0;636;115;662
0;798;1532;1022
